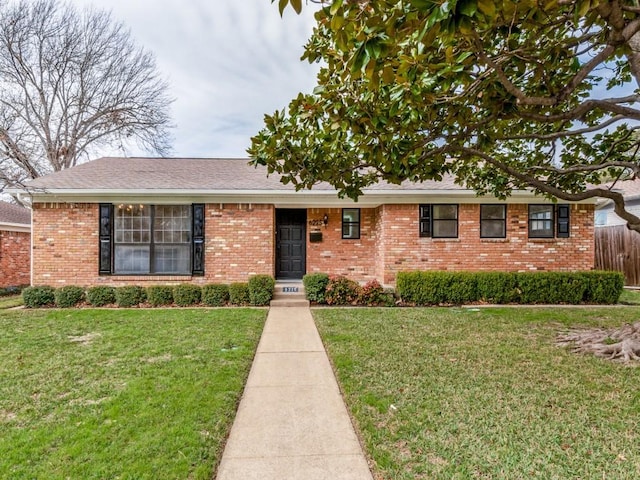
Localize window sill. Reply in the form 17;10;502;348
528;238;561;243
108;275;193;282
430;238;460;242
480;238;509;243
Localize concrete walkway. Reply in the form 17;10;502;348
216;306;373;480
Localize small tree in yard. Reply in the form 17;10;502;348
0;0;172;196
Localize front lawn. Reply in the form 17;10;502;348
0;308;266;479
315;307;640;479
0;295;22;309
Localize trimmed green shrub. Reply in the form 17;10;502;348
476;272;519;304
229;283;250;305
303;273;330;304
54;285;85;308
516;272;587;304
146;285;174;306
0;285;27;297
516;272;553;304
86;286;116;307
173;284;201;307
325;276;361;305
398;270;623;305
248;275;275;306
115;286;146;308
358;279;385;306
582;271;625;304
446;272;478;305
398;271;479;305
202;284;230;306
22;286;55;308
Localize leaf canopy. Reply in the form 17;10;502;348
254;0;640;230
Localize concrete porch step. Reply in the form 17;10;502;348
271;282;308;307
270;298;310;307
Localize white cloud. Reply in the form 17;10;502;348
69;0;320;158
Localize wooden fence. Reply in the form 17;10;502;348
595;225;640;285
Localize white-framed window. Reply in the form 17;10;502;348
114;204;191;274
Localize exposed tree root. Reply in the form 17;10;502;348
556;322;640;363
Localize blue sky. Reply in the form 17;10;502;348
69;0;320;158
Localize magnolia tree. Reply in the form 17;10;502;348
0;0;173;194
250;0;640;232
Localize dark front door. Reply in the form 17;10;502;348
276;209;306;279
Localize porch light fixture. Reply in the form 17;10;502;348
323;213;329;227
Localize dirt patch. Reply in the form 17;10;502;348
0;410;17;423
143;353;173;363
68;332;101;346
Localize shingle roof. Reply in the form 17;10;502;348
601;178;640;198
23;157;462;192
0;201;30;225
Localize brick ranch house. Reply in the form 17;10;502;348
0;201;31;289
13;157;595;287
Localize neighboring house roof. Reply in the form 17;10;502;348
0;201;31;232
595;178;640;227
16;157;589;208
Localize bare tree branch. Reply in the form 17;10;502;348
0;0;173;192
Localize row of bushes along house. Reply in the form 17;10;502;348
22;271;624;309
22;275;276;308
304;271;624;306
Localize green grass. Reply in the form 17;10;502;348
619;288;640;305
314;307;640;479
0;308;266;479
0;295;23;309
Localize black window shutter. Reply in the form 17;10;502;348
192;204;205;275
419;205;431;237
557;204;570;238
99;204;113;274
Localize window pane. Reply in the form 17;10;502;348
481;220;505;238
115;204;150;244
113;205;192;274
530;205;553;219
343;223;360;239
529;205;554;237
342;209;360;223
481;205;506;238
433;205;457;220
481;205;505;220
433;220;457;238
154;245;190;274
342;208;361;239
114;245;150;274
154;205;190;244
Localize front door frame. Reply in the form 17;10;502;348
275;208;307;280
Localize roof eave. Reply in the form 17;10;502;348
0;222;30;232
20;187;597;207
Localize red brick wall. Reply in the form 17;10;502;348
205;204;274;282
32;203;98;286
377;204;594;284
31;202;274;287
0;229;30;288
31;201;594;287
306;208;378;282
